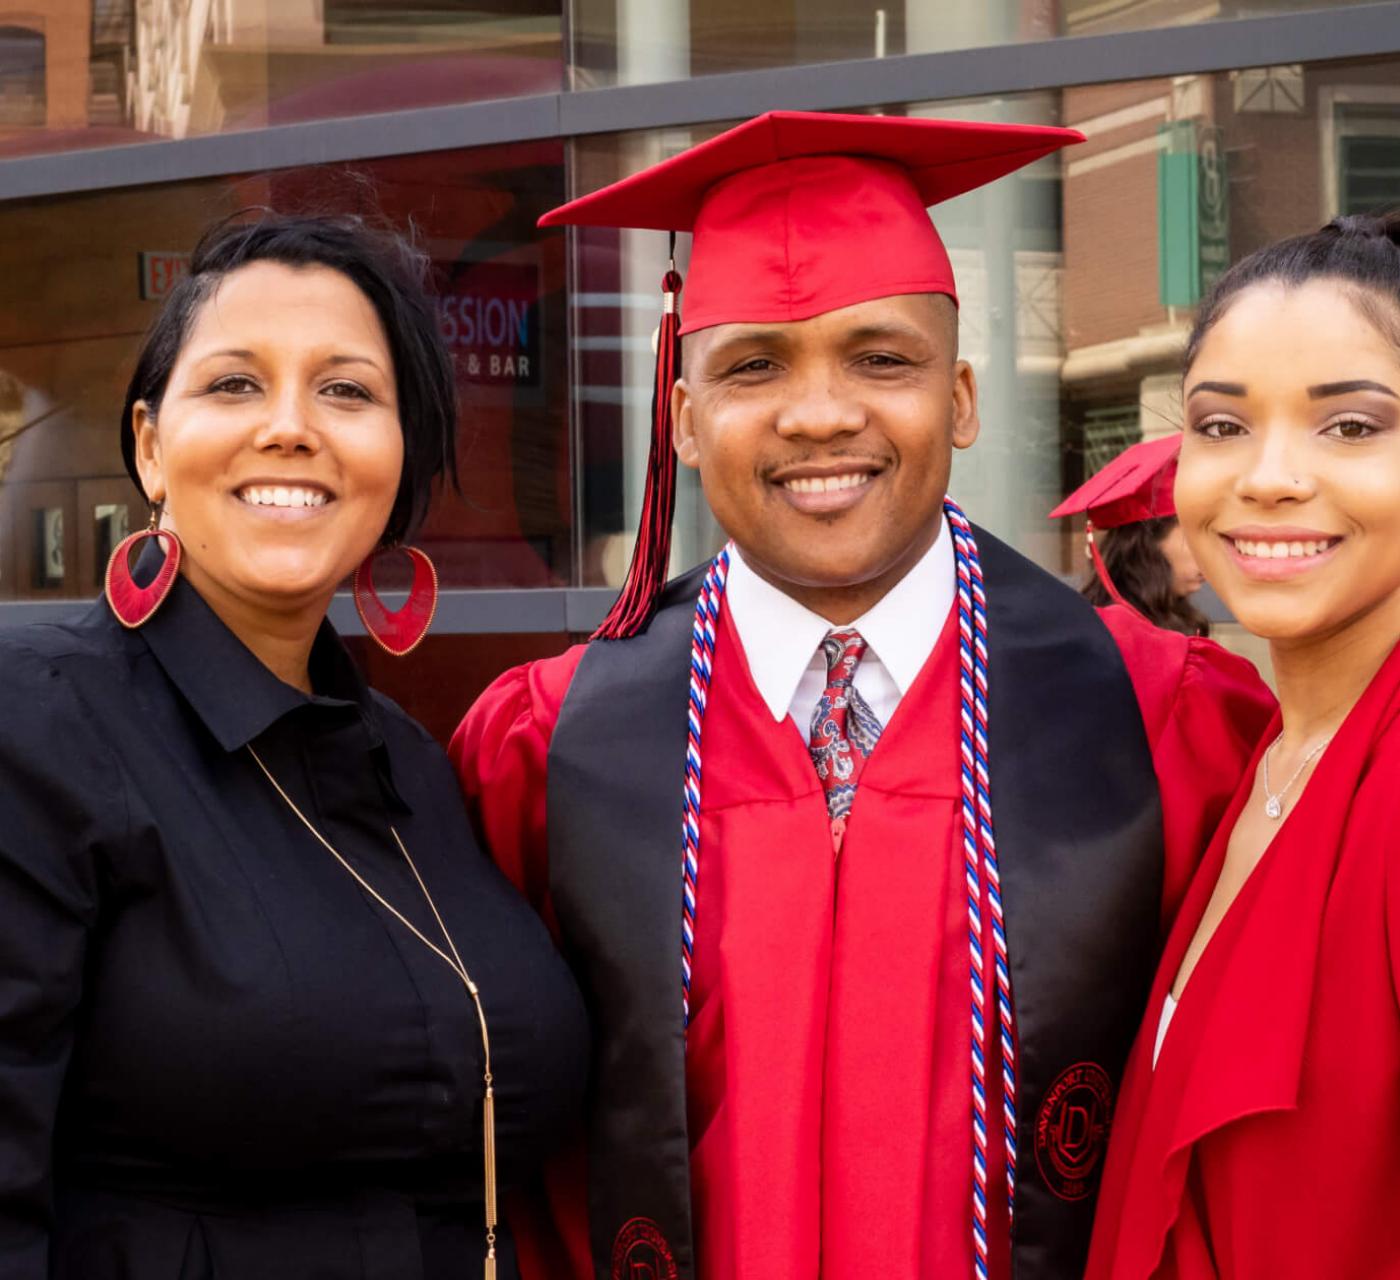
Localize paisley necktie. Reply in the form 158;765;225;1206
808;627;883;853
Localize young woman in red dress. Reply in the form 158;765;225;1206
1086;212;1400;1279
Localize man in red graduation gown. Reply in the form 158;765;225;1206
450;112;1274;1280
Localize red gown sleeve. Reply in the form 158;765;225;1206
448;647;586;935
448;646;591;1280
1098;606;1277;934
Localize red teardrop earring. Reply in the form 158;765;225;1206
105;506;182;629
353;545;438;656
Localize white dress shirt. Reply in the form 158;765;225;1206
724;515;957;737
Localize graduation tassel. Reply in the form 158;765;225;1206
1085;523;1140;616
593;246;684;640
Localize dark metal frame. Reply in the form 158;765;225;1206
2;2;1398;630
0;589;615;634
327;587;614;635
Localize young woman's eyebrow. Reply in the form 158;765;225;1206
1307;379;1398;400
1186;380;1247;399
192;347;257;363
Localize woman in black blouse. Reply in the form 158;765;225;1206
0;214;588;1279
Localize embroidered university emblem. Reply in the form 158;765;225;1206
1034;1061;1114;1201
611;1217;679;1280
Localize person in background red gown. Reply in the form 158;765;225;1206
451;112;1275;1280
1085;213;1400;1280
1051;435;1211;637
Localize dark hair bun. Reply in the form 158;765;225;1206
1184;204;1400;370
1324;209;1400;245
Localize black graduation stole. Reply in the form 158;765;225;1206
546;528;1163;1280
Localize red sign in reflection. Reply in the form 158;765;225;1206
434;260;541;386
138;251;192;301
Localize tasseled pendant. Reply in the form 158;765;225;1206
483;1080;498;1279
592;260;684;640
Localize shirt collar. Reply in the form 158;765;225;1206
137;571;381;754
725;514;956;721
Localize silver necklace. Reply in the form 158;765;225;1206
1261;731;1331;819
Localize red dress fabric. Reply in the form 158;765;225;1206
1085;639;1400;1280
450;602;1274;1280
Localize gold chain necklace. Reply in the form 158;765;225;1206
247;745;498;1280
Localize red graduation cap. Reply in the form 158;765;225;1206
1049;432;1181;609
542;110;1084;636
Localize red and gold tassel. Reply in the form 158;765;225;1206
592;264;685;640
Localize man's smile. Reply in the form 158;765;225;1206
781;473;872;495
766;460;887;515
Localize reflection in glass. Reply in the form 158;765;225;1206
572;0;1387;87
94;503;129;588
927;94;1068;570
32;506;63;587
572;54;1400;582
3;47;1400;605
0;139;568;598
1335;105;1400;213
1;0;564;160
570;125;728;589
0;25;45;127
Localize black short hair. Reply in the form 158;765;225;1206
1184;209;1400;373
120;211;457;546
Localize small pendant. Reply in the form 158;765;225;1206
1265;796;1283;819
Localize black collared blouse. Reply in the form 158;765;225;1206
0;579;589;1280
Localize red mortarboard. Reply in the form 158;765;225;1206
1050;433;1181;609
1050;433;1180;527
542;110;1084;636
543;110;1082;335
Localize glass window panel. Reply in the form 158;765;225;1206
569;125;730;588
0;0;563;160
0;26;45;127
32;505;65;586
12;480;76;594
570;0;1391;88
1336;105;1400;212
0;138;570;600
572;53;1400;598
92;498;131;589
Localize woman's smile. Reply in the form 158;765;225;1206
1217;526;1345;582
235;483;333;510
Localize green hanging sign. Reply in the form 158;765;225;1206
1158;120;1230;307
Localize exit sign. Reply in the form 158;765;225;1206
139;251;192;301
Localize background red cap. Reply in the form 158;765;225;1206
540;110;1083;334
1049;433;1181;529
